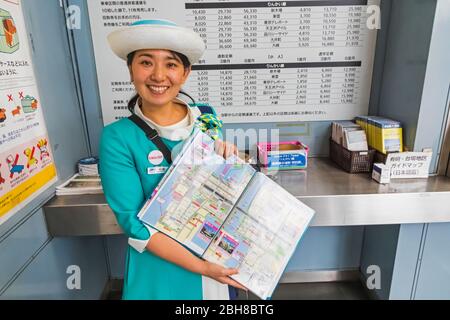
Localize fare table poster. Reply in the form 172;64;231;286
88;0;379;125
0;0;57;225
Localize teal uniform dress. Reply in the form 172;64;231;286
99;105;222;300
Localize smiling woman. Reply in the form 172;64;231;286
127;49;191;126
99;19;242;300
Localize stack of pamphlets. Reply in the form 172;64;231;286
331;120;368;151
56;174;103;195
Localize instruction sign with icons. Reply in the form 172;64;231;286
0;0;57;225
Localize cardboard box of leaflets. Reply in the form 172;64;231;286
257;141;309;170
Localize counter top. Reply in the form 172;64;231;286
44;158;450;236
270;158;450;226
273;158;450;196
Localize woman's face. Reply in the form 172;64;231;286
129;49;191;108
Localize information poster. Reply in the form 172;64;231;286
0;0;57;225
88;0;379;124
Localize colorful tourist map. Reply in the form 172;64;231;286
138;131;255;255
138;130;315;299
203;172;314;299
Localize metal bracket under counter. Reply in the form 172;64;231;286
44;194;122;236
43;158;450;237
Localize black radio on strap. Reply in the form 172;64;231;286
128;114;173;164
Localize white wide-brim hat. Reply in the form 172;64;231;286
107;19;205;65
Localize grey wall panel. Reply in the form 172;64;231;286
105;235;127;279
368;0;392;116
285;226;364;271
69;0;104;156
0;209;49;292
388;224;424;300
413;223;450;299
376;0;436;151
413;0;450;172
0;236;108;300
360;224;399;300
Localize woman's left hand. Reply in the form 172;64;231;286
214;139;239;159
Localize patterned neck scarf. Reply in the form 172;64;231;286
194;113;223;140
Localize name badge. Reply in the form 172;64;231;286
147;166;168;175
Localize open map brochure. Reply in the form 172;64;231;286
137;129;315;300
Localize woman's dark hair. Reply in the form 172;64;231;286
126;50;193;113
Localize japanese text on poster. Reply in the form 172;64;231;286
88;0;379;124
0;0;57;225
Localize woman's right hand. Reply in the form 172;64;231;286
203;261;248;291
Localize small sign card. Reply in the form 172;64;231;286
385;151;432;178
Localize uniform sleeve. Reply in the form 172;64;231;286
99;125;151;242
128;225;159;253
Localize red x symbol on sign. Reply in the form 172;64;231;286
9;154;20;178
25;147;36;168
12;154;19;166
18;92;24;99
7;94;13;102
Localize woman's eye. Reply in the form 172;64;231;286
168;63;178;68
140;60;151;66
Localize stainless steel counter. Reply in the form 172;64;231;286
44;158;450;236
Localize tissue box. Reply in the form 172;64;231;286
257;141;309;170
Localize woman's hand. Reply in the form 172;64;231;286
214;139;239;159
202;260;248;291
147;233;247;291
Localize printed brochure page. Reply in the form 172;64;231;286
203;172;315;299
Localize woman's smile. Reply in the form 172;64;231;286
147;85;170;95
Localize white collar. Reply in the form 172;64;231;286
133;98;201;141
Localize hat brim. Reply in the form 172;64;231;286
107;24;205;65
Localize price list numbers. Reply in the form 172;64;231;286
195;70;210;102
243;8;259;49
294;4;367;49
188;61;361;108
295;66;360;105
243;69;258;106
188;7;255;50
186;1;369;50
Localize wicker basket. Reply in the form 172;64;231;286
329;138;375;173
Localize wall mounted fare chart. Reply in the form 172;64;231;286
88;0;379;124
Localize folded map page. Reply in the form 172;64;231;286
138;130;255;255
202;172;315;300
138;130;315;299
